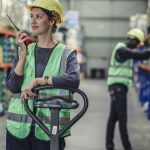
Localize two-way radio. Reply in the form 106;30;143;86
7;14;31;46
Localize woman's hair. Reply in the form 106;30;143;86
41;8;58;33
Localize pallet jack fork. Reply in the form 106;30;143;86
24;85;88;150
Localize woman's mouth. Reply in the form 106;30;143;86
32;26;38;30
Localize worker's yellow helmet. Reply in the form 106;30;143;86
27;0;63;24
127;28;144;43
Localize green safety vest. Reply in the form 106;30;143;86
7;43;74;140
107;42;133;87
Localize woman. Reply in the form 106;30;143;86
6;0;80;150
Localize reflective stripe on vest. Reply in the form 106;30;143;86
7;112;70;126
12;93;69;99
110;65;132;69
108;75;132;80
59;47;73;97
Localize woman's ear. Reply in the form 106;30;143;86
49;19;55;26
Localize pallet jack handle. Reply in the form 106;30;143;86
24;85;88;150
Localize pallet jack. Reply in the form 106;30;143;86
24;85;88;150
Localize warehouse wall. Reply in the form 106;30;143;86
62;0;147;58
61;0;148;77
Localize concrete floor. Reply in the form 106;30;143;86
0;79;150;150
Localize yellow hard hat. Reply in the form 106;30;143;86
27;0;63;24
127;28;144;43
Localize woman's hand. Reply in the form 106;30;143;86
20;79;38;100
20;77;52;101
20;88;37;101
16;31;30;58
14;31;31;76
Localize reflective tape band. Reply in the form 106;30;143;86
7;112;32;123
108;75;132;80
13;93;69;99
13;93;21;99
13;90;71;99
60;47;73;97
110;65;132;69
7;112;70;126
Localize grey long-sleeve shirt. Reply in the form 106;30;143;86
6;45;80;93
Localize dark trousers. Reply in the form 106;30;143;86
106;84;132;150
6;130;66;150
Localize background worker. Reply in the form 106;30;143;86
6;0;80;150
106;28;150;150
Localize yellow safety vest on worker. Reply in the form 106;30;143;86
107;42;133;87
7;43;73;140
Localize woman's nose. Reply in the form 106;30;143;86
31;17;36;23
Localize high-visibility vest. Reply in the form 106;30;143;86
107;42;133;87
7;43;74;140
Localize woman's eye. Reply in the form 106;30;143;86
30;15;43;20
37;16;42;19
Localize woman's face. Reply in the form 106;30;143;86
31;7;52;35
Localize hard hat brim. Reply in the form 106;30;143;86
26;4;63;24
26;4;41;10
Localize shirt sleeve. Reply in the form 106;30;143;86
52;50;80;88
6;58;24;93
116;47;150;62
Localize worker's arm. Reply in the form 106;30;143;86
52;51;80;88
20;50;80;99
6;58;24;93
6;51;80;93
14;31;29;75
25;50;80;88
25;50;80;90
6;31;29;93
116;47;150;62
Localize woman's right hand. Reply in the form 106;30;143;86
16;31;30;58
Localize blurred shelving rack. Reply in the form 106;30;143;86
0;28;17;115
0;63;12;115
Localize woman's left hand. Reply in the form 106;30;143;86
20;79;38;100
20;77;52;101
